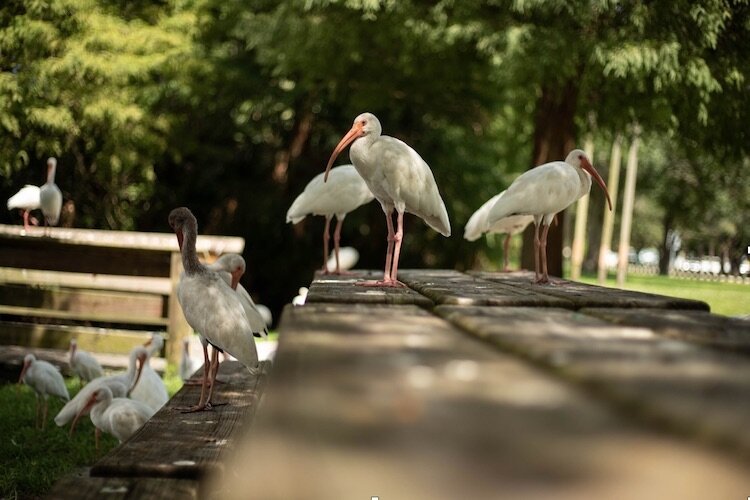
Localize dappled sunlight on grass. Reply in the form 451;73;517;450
578;274;750;317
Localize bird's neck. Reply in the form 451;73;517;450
577;167;592;198
349;135;376;171
46;165;56;184
180;223;204;276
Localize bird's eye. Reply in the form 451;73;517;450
361;120;367;126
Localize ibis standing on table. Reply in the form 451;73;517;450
18;354;70;429
169;207;266;412
464;191;534;272
207;254;269;338
287;165;374;274
39;157;63;230
484;149;612;284
324;113;451;287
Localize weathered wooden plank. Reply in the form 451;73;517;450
306;270;433;307
214;303;750;499
0;223;243;254
46;475;198;500
0;267;172;294
398;269;574;307
471;271;710;311
0;304;169;327
0;283;166;321
0;239;172;277
583;308;750;354
90;360;269;480
0;320;157;354
437;305;750;456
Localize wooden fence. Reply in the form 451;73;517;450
0;224;244;364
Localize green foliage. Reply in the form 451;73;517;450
1;0;748;315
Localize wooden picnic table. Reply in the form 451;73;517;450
46;269;750;499
215;269;750;500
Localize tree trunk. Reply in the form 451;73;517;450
616;127;641;287
521;81;579;276
596;133;623;283
658;213;674;275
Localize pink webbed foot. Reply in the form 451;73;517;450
356;279;407;288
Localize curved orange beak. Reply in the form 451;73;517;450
127;353;147;397
581;157;613;211
70;392;98;436
324;122;365;182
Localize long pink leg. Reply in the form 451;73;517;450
538;223;551;284
42;399;48;430
382;209;395;281
333;217;344;274
205;348;224;408
22;210;30;231
321;216;332;274
503;234;511;272
533;222;541;282
388;211;406;286
181;341;211;412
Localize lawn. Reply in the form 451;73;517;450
1;369;184;499
578;273;750;317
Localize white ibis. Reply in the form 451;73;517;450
325;246;359;273
180;338;201;381
18;354;70;429
55;345;149;440
292;287;308;306
287;164;374;274
169;207;266;412
70;385;153;446
207;254;269;338
68;339;104;385
7;184;40;230
129;334;168;412
39;157;63;229
485;149;612;283
325;113;451;287
464;191;534;272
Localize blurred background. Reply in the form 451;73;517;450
1;0;748;321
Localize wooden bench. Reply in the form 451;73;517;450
0;223;243;363
46;360;270;499
213;270;750;499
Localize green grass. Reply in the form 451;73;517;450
578;273;750;317
1;369;184;499
0;378;118;499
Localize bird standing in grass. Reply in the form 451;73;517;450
70;386;152;445
18;353;70;429
68;339;104;386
